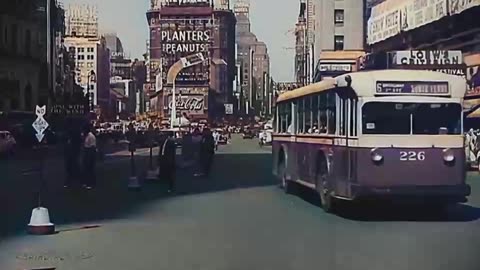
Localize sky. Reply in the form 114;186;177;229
61;0;298;81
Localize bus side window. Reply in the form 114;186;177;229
350;99;358;137
305;96;312;134
327;92;336;135
297;99;305;134
312;95;319;133
339;98;347;136
319;93;327;134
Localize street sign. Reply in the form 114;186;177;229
32;105;49;143
224;104;233;115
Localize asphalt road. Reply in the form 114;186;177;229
1;136;480;270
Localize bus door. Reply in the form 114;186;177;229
289;101;298;180
296;97;311;182
332;96;355;198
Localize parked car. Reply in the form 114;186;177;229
0;131;16;156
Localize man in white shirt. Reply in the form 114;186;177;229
83;125;97;189
212;130;220;151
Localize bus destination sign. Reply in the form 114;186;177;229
376;81;450;95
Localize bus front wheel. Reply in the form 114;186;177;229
316;165;334;213
279;161;292;194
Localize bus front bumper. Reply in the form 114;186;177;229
349;184;471;203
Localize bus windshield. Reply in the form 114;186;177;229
362;102;462;135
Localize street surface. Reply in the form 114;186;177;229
1;136;480;270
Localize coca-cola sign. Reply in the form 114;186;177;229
167;95;205;112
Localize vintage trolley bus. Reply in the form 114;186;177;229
272;70;470;212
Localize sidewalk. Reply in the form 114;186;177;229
0;145;163;239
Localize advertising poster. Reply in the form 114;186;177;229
166;94;206;116
403;0;447;31
159;21;212;86
449;0;480;15
466;65;480;97
367;0;404;44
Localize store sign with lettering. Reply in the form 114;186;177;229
367;2;402;45
320;64;352;72
403;0;447;31
161;30;211;54
167;95;205;112
449;0;480;15
430;68;466;77
376;81;450;95
50;104;87;116
393;50;463;66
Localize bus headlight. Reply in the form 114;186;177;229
443;148;455;162
371;148;383;163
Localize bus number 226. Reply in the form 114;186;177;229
400;151;426;161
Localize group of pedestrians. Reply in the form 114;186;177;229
64;124;97;189
157;127;216;193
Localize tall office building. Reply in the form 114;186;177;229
64;4;110;119
234;0;270;116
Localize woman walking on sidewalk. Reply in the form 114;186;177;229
82;124;97;189
158;131;176;193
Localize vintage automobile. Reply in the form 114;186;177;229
0;131;16;156
242;130;255;139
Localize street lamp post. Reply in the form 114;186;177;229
88;70;96;112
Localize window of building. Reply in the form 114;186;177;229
25;29;31;56
78;47;84;53
77;55;85;60
334;35;344;51
87;55;94;60
2;22;6;45
87;47;94;52
11;24;18;53
334;9;344;24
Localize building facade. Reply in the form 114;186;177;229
147;0;214;121
365;1;480;114
64;3;111;120
295;2;308;85
104;32;133;79
210;6;236;119
234;0;271;117
0;1;61;112
311;0;365;81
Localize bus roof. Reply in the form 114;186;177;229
276;70;467;102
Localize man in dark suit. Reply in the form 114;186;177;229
158;130;176;193
200;128;215;177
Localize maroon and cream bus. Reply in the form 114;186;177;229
272;70;471;213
